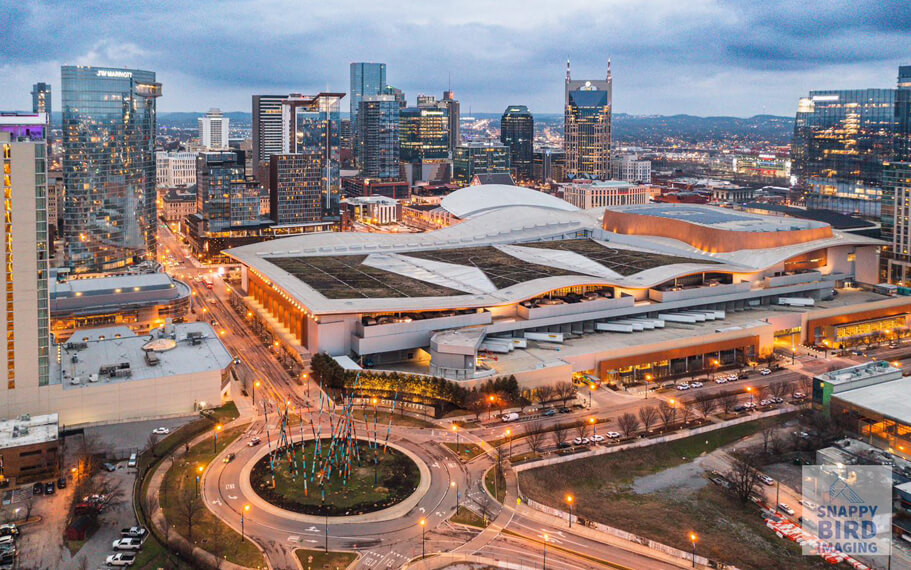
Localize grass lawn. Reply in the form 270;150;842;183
442;442;485;461
133;535;195;570
249;439;420;516
295;548;357;570
159;425;265;569
349;408;437;429
64;540;84;556
519;414;828;570
484;466;506;503
450;506;488;528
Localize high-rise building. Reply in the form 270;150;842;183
252;95;286;177
198;108;230;150
357;95;400;179
155;151;198;188
0;113;51;405
350;62;386;133
564;60;612;181
881;162;911;283
897;66;911;162
31;83;51;118
611;154;652;183
453;141;510;185
500;105;534;180
792;89;897;217
269;153;324;225
400;106;449;162
442;90;460;155
533;147;566;183
62;66;161;273
382;86;407;108
196;151;257;228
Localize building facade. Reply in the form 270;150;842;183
881;162;911;284
158;188;197;223
611;154;651;183
0;414;59;486
897;66;911;163
252;94;286;177
793;88;898;217
533;147;566;183
155;151;197;188
31;82;51;118
345;196;399;225
357;95;400;179
196;151;260;230
561;180;650;209
400;106;450;162
349;62;387;136
442;90;460;155
198;108;230;150
500;105;534;180
0;114;51;410
62;66;161;273
453;142;510;186
269;153;323;225
564;61;612;181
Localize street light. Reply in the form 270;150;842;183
746;386;754;407
451;480;459;510
505;428;513;458
253;380;261;406
451;424;460;454
419;518;427;559
588;383;595;408
241;504;250;542
644;374;653;399
488;395;496;419
565;494;574;528
214;424;222;453
690;532;697;567
543;533;548;569
196;465;203;496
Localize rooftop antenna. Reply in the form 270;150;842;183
448;71;451;93
566;58;571;82
607;58;612;81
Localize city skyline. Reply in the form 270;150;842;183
2;1;909;117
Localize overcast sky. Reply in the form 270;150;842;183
1;0;908;117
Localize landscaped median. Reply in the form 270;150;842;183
294;548;357;570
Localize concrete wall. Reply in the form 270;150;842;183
516;295;632;320
648;281;751;303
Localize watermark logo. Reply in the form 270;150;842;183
802;465;891;561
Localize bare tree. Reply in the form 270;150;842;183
466;398;485;421
761;425;776;454
554;382;576;407
719;392;739;414
551;423;569;448
22;496;35;521
727;452;762;504
694;393;716;419
145;433;160;456
575;421;589;440
525;421;547;455
768;381;789;400
535;385;556;406
207;520;227;569
798;376;813;397
678;400;693;425
657;400;677;430
638;406;659;432
174;483;205;542
618;412;640;437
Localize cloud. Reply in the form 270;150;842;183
0;0;908;116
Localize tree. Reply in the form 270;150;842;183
22;496;34;521
769;381;789;400
638;406;659;432
694;393;716;419
618;413;640;437
174;483;205;542
554;382;576;407
466;397;485;421
551;423;569;448
798;376;813;397
727;452;762;504
146;433;160;456
657;400;677;430
525;421;547;455
575;421;589;440
761;425;776;454
207;519;228;569
678;400;693;425
719;392;739;414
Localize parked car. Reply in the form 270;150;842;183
127;453;137;468
590;434;605;443
542;408;556;417
102;462;117;472
558;407;571;414
120;527;148;539
606;431;622;439
151;427;170;435
733;405;748;412
248;437;262;447
57;476;67;489
105;552;136;566
760;399;772;407
0;525;19;538
758;474;775;486
501;412;520;422
44;482;55;495
676;384;690;391
572;437;590;445
715;378;727;384
793;392;806;400
778;503;795;516
557;441;572;449
112;537;142;551
799;499;818;510
760;368;772;375
223;453;236;463
772;397;784;404
690;381;704;388
32;482;42;496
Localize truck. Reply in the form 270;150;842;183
120;526;147;540
112;537;142;551
105;552;136;566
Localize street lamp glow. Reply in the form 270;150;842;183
566;494;573;504
589;417;595;424
244;504;251;513
419;518;426;527
690;532;697;542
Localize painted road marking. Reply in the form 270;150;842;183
287;535;300;542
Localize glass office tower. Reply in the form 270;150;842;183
349;63;387;134
564;61;612;181
500;105;535;180
357;95;400;179
792;89;896;217
897;66;911;162
31;83;52;118
61;66;161;272
400;106;449;162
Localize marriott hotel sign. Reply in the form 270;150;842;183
96;69;133;79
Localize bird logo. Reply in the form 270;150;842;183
826;477;864;504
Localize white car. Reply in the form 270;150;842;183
573;437;590;445
760;399;773;406
690;381;704;388
676;384;690;391
760;368;772;375
112;537;142;551
758;474;775;486
793;392;806;399
778;503;795;516
715;377;727;384
799;499;818;510
590;434;605;443
606;431;621;439
727;374;738;381
151;427;170;435
105;553;136;567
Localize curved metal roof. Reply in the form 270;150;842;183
441;184;578;219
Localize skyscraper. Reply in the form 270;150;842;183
564;60;612;181
349;62;386;135
357;95;400;179
881;162;911;283
897;66;911;162
31;82;51;118
269;153;323;225
792;89;897;217
61;66;161;272
198;108;230;150
0;113;51;404
400;106;449;162
442;90;460;155
500;105;534;180
195;151;255;229
453;141;510;185
252;95;286;177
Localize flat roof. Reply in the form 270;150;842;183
50;272;178;297
833;376;911;425
817;361;899;386
611;204;828;232
0;414;58;449
52;323;233;389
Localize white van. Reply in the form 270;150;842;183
501;412;520;422
128;453;137;468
